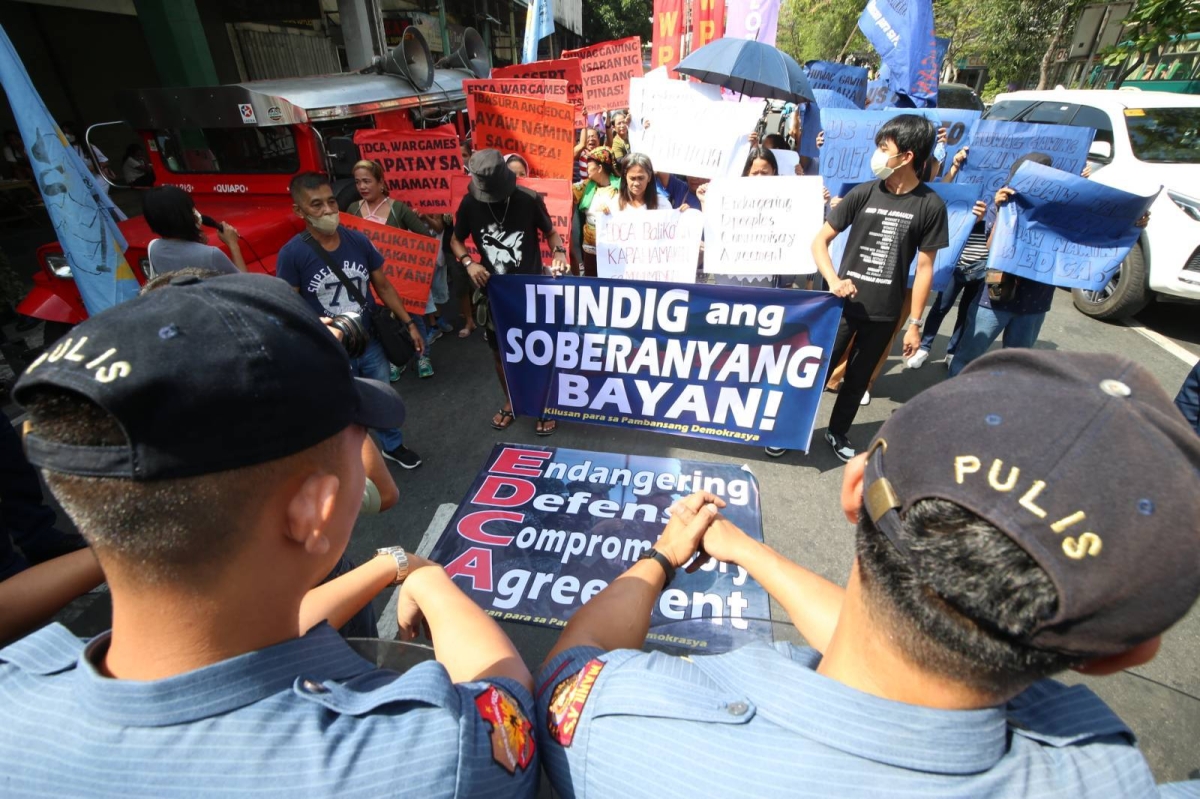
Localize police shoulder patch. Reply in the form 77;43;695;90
546;658;605;746
475;685;535;774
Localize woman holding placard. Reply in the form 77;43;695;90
572;146;621;278
696;147;782;290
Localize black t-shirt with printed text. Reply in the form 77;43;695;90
453;187;554;276
828;180;949;321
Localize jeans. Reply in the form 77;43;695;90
827;316;899;437
949;296;1047;377
350;338;404;451
920;273;982;356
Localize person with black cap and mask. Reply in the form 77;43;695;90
450;149;569;436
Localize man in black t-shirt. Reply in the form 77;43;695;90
450;149;569;434
799;115;948;463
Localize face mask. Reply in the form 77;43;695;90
871;148;898;180
308;212;339;234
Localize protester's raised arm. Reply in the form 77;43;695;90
0;548;104;644
298;554;400;633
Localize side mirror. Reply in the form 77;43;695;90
1088;140;1113;163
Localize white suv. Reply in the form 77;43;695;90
987;89;1200;320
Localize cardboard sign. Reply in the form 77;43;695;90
596;208;704;283
450;175;571;266
492;60;585;126
627;77;723;148
489;275;845;451
429;444;773;652
703;177;826;275
464;78;568;124
562;37;644;114
339;214;439;315
470;91;575;180
352;126;462;214
638;99;761;179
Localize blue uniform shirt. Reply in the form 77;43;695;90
535;642;1162;798
0;623;538;797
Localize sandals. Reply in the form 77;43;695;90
536;417;557;437
491;409;515;430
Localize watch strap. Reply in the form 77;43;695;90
375;546;410;585
638;548;676;585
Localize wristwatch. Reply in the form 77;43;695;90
552;245;567;254
905;316;924;331
637;547;676;585
459;254;474;267
375;546;410;586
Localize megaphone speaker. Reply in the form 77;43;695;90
437;27;491;79
383;26;434;91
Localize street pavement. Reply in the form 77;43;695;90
40;286;1200;785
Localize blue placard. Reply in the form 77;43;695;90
858;0;939;105
801;89;860;160
429;443;773;652
930;108;981;168
805;60;869;108
489;275;845;452
987;161;1158;292
818;108;941;185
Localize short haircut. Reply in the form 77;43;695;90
289;171;331;205
875;114;937;177
856;497;1079;699
21;387;341;586
742;146;778;177
1005;152;1053;185
619;153;659;210
763;133;788;149
140;267;225;295
352;159;386;188
142;185;204;243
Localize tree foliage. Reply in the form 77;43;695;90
583;0;653;45
1103;0;1200;68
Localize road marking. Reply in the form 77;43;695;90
1122;319;1199;368
378;503;458;641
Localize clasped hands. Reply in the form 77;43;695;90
651;491;756;575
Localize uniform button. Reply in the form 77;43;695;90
302;679;329;694
1100;379;1132;398
726;701;749;716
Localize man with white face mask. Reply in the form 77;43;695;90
276;172;424;469
805;115;948;463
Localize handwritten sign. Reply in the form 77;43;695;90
352;126;462;214
702;176;826;275
639;99;761;179
470;92;575;180
562;37;644;114
805;60;868;108
596;208;703;283
930;108;981;169
818;108;941;184
340;214;439;315
988;161;1158;292
464;78;568;124
451;175;572;266
493;60;585;126
628;77;723;148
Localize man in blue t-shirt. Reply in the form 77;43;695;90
277;172;424;469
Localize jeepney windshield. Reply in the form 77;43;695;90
153;126;300;174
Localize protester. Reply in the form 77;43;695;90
654;171;696;209
572;146;620;278
800;114;947;462
61;122;116;185
742;145;778;177
142;185;245;276
604;152;659;214
535;349;1200;798
609;113;630;159
276;172;423;469
1;273;538;795
505;153;530;178
121;142;153;187
573;128;600;181
1176;361;1200;435
450;149;568;435
696;147;781;289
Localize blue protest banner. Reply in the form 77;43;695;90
488;275;844;451
805;60;868;108
818;107;940;185
0;26;138;314
429;443;772;652
987;161;1158;292
930;108;981;168
935;36;951;69
865;63;898;109
858;0;938;105
801;89;859;160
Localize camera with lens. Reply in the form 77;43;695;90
327;311;368;358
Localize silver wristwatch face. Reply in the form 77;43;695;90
376;546;409;583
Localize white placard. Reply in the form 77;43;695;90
724;143;802;177
702;176;826;275
636;100;761;179
628;77;723;147
596;208;703;283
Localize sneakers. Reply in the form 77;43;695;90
435;316;455;334
425;327;443;346
825;430;857;463
417;354;434;378
860;389;871;406
383;445;422;469
389;363;405;382
906;348;930;369
945;353;954;369
765;446;787;458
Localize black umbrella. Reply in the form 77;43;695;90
675;37;814;104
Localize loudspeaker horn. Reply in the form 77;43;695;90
437;27;490;79
382;26;434;91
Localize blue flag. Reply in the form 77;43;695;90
522;0;555;64
858;0;939;106
0;28;137;315
988;161;1158;292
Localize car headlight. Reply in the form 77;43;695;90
1168;190;1200;223
45;254;73;279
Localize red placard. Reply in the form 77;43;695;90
339;214;439;316
450;175;571;266
464;79;569;125
352;125;463;214
652;0;684;74
561;37;644;114
692;0;726;49
470;92;574;180
492;59;585;126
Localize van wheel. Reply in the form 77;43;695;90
1071;241;1149;321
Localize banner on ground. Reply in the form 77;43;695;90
639;99;761;179
562;37;643;114
451;175;572;266
628;77;723;148
693;0;727;49
429;443;773;652
726;0;779;45
489;275;845;450
493;59;585;125
339;215;439;315
805;60;868;109
703;176;826;275
818;107;941;185
988;161;1158;292
858;0;938;106
353;126;462;214
464;79;568;124
726;141;801;177
470;91;574;180
596;208;704;283
652;0;684;73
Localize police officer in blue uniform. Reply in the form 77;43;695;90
0;273;538;797
535;350;1200;798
